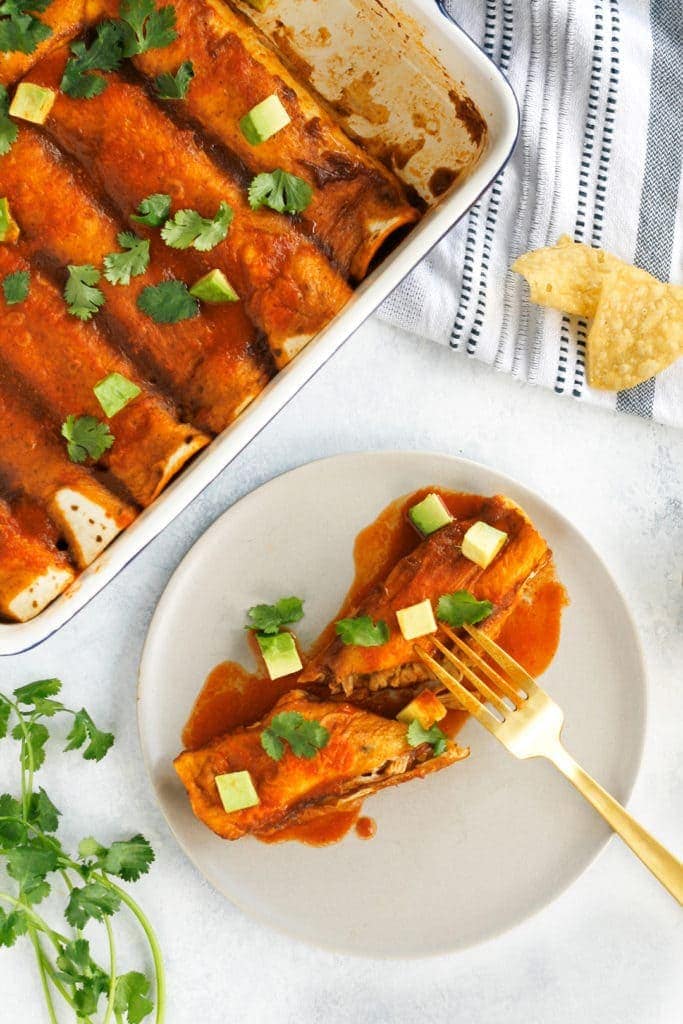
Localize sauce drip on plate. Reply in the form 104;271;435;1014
182;488;567;846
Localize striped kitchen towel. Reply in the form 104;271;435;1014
379;0;683;429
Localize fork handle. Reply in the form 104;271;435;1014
549;744;683;904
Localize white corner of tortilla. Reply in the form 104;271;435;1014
51;488;125;568
6;565;75;622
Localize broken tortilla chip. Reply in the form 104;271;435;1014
587;264;683;390
512;235;619;318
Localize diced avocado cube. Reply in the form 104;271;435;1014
240;93;291;145
0;198;19;244
408;493;454;537
215;770;260;813
257;631;302;680
9;83;56;125
397;690;447;729
396;598;437;641
462;521;508;569
244;0;271;10
189;269;239;303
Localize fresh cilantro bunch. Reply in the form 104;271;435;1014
0;0;53;56
0;679;165;1022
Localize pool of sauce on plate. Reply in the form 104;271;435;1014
182;488;567;846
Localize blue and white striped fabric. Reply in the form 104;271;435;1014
379;0;683;429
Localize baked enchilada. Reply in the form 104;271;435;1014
0;1;487;621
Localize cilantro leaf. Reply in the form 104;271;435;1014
154;59;193;100
100;835;154;882
0;906;28;947
55;937;109;1015
6;841;58;899
115;971;154;1024
335;615;389;647
0;84;18;156
11;721;49;771
103;232;150;286
61;415;114;464
64;264;105;320
2;270;29;305
28;788;60;833
0;697;11;739
13;678;61;705
93;371;142;418
0;1;52;56
260;711;329;761
119;0;177;56
0;794;25;849
248;169;313;215
137;280;198;323
131;192;171;227
64;708;114;761
436;590;493;629
60;20;126;99
161;201;233;252
406;718;448;757
78;836;106;860
65;880;120;928
246;596;304;636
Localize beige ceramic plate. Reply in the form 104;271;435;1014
137;452;646;957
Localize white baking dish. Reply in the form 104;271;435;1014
0;0;518;654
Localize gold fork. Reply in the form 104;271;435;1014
415;623;683;903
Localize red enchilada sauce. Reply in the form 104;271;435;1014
182;488;567;845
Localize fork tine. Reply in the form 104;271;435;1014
439;624;526;705
464;624;539;694
432;635;511;717
413;647;502;736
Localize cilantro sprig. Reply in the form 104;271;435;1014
61;414;114;463
60;20;126;99
246;596;304;636
131;192;171;227
64;264;105;320
137;279;198;323
406;718;448;757
154;59;194;100
335;615;389;647
119;0;177;56
248;169;313;215
103;231;150;285
0;84;18;156
0;679;164;1023
0;0;52;57
436;590;493;628
2;269;29;305
260;711;330;762
161;201;233;252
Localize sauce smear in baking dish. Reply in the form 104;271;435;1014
182;488;568;845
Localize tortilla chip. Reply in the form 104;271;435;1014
587;265;683;390
512;235;619;318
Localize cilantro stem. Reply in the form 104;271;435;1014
96;875;166;1023
103;914;117;1024
29;927;59;1024
0;890;68;946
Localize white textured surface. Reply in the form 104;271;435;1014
1;319;681;1021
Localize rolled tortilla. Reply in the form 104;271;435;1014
28;51;352;366
1;129;269;433
126;0;420;279
0;245;209;507
0;498;75;622
0;368;135;569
